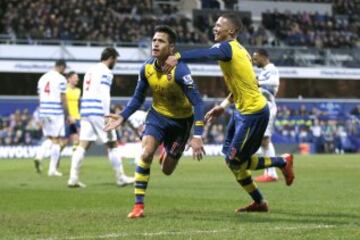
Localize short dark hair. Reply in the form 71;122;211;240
55;59;66;68
66;71;77;79
154;25;177;44
221;13;243;33
101;47;119;61
255;49;269;58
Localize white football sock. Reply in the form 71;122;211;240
35;139;52;161
69;146;85;183
48;143;61;173
256;146;264;156
264;142;278;178
108;147;125;178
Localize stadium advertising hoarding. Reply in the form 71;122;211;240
0;60;360;80
0;144;224;159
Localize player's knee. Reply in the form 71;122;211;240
161;155;179;175
261;136;270;148
162;167;174;176
224;147;241;168
140;150;154;164
79;140;90;150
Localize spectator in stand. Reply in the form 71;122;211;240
311;119;324;153
350;104;360;117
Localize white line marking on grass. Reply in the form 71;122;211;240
274;224;336;231
39;225;338;240
41;229;232;240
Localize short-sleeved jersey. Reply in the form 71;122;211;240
80;63;113;117
218;40;266;114
37;70;67;117
66;85;81;120
257;63;279;97
143;58;193;118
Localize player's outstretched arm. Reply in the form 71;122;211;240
175;63;206;161
164;42;232;73
120;66;149;120
205;93;233;123
104;66;148;132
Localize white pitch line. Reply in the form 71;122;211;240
274;224;336;231
74;229;230;239
40;229;231;240
39;224;338;240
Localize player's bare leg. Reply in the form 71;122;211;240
68;140;91;187
70;133;79;151
161;154;179;176
128;136;160;219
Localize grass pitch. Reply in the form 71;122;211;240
0;154;359;240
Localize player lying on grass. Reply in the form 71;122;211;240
104;25;206;218
164;14;295;213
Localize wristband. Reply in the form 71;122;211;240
193;135;202;139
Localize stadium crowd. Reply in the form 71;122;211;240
0;0;208;44
1;103;359;153
273;104;360;153
0;109;42;145
262;8;359;48
1;0;358;48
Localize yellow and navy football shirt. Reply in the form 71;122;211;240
121;57;204;136
66;84;81;120
177;39;266;114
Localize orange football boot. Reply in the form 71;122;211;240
127;204;145;219
281;153;295;186
235;201;269;213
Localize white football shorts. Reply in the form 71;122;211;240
264;101;277;137
41;116;65;137
79;115;117;143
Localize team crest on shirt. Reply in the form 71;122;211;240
183;74;193;85
211;43;221;49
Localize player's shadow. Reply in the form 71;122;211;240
270;209;360;225
93;182;116;186
232;210;360;227
91;182;134;188
167;209;360;227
